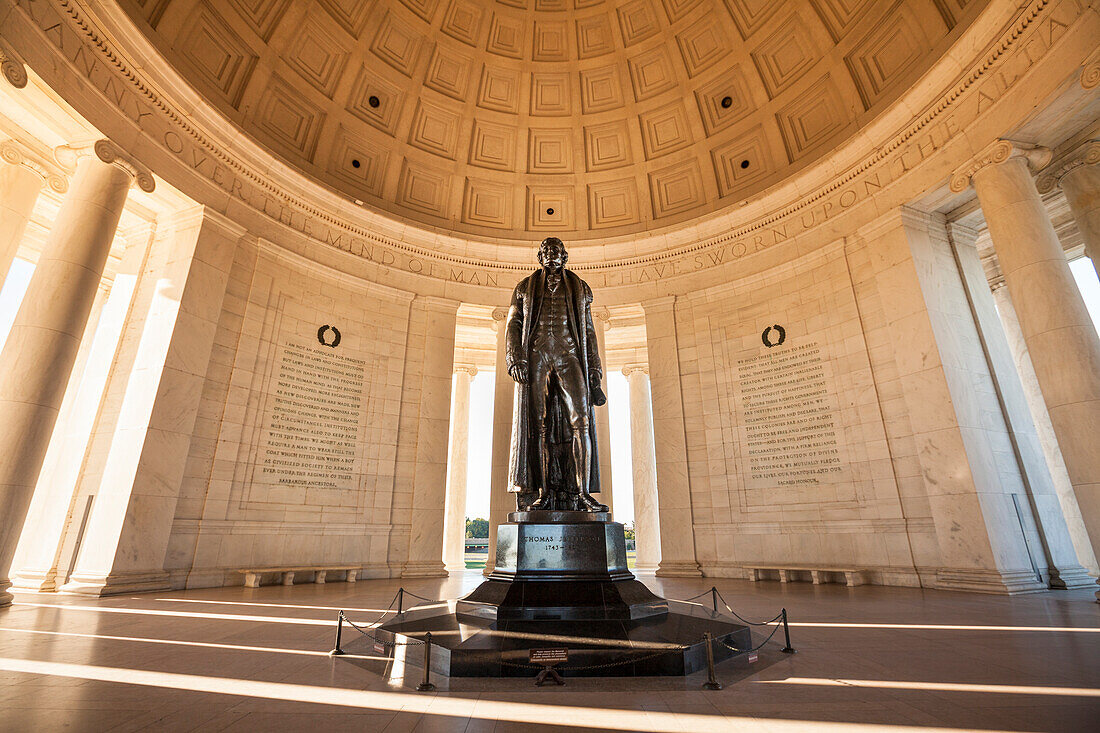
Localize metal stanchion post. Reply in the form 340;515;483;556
702;632;722;690
330;611;345;656
397;588;404;615
781;608;796;654
417;633;436;691
711;586;718;613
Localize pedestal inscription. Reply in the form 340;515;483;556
255;340;365;491
736;339;846;490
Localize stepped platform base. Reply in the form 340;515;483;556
373;597;751;677
373;514;751;677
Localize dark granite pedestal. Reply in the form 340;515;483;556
375;512;751;677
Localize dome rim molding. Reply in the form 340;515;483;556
1;0;1094;297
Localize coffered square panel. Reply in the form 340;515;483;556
722;0;780;40
648;158;706;217
424;45;474;101
584;120;633;171
284;14;349;98
587;179;642;229
371;11;424;77
845;2;932;108
676;14;727;78
487;13;525;58
627;47;677;102
397;159;450;217
253;74;326;160
462;177;513;229
530;73;572;116
527;185;576;230
316;0;373;38
477;66;521;114
441;0;485;47
533;20;569;61
228;0;289;42
710;124;773;197
775;73;850;160
398;0;442;24
328;127;390;198
469;120;518;171
177;2;258;108
407;100;462;159
810;0;872;42
346;66;405;136
639;101;694;160
694;66;753;135
580;65;626;113
576;13;614;59
617;0;661;47
528;128;574;173
751;11;824;99
659;0;704;23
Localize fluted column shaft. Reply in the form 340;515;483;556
966;146;1100;597
0;151;135;606
443;365;476;572
624;366;660;573
485;308;513;575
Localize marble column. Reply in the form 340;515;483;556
403;297;460;578
990;277;1098;575
954;140;1100;598
640;296;701;577
1037;140;1100;280
623;365;660;573
592;307;614;515
0;140;151;606
443;365;477;572
485;307;513;576
0;141;67;288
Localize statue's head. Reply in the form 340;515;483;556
537;237;568;272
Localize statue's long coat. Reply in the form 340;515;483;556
505;268;603;495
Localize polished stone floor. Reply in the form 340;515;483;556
0;572;1097;732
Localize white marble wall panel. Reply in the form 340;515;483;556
168;238;415;588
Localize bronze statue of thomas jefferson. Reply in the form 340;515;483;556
506;237;608;512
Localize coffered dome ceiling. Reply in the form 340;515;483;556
123;0;983;242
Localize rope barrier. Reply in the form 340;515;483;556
328;585;797;684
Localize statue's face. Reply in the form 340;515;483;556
539;244;566;272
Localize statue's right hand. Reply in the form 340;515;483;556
509;363;529;384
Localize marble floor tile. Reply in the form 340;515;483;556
0;574;1096;732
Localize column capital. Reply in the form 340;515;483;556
950;140;1051;193
1082;58;1100;90
454;364;478;377
1;139;68;194
1036;140;1100;194
54;139;156;193
592;305;611;330
622;364;649;377
490;305;509;332
0;42;27;89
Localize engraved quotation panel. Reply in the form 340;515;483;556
253;341;366;492
735;339;847;490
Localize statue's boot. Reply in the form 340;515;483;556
577;490;608;513
525;487;552;511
